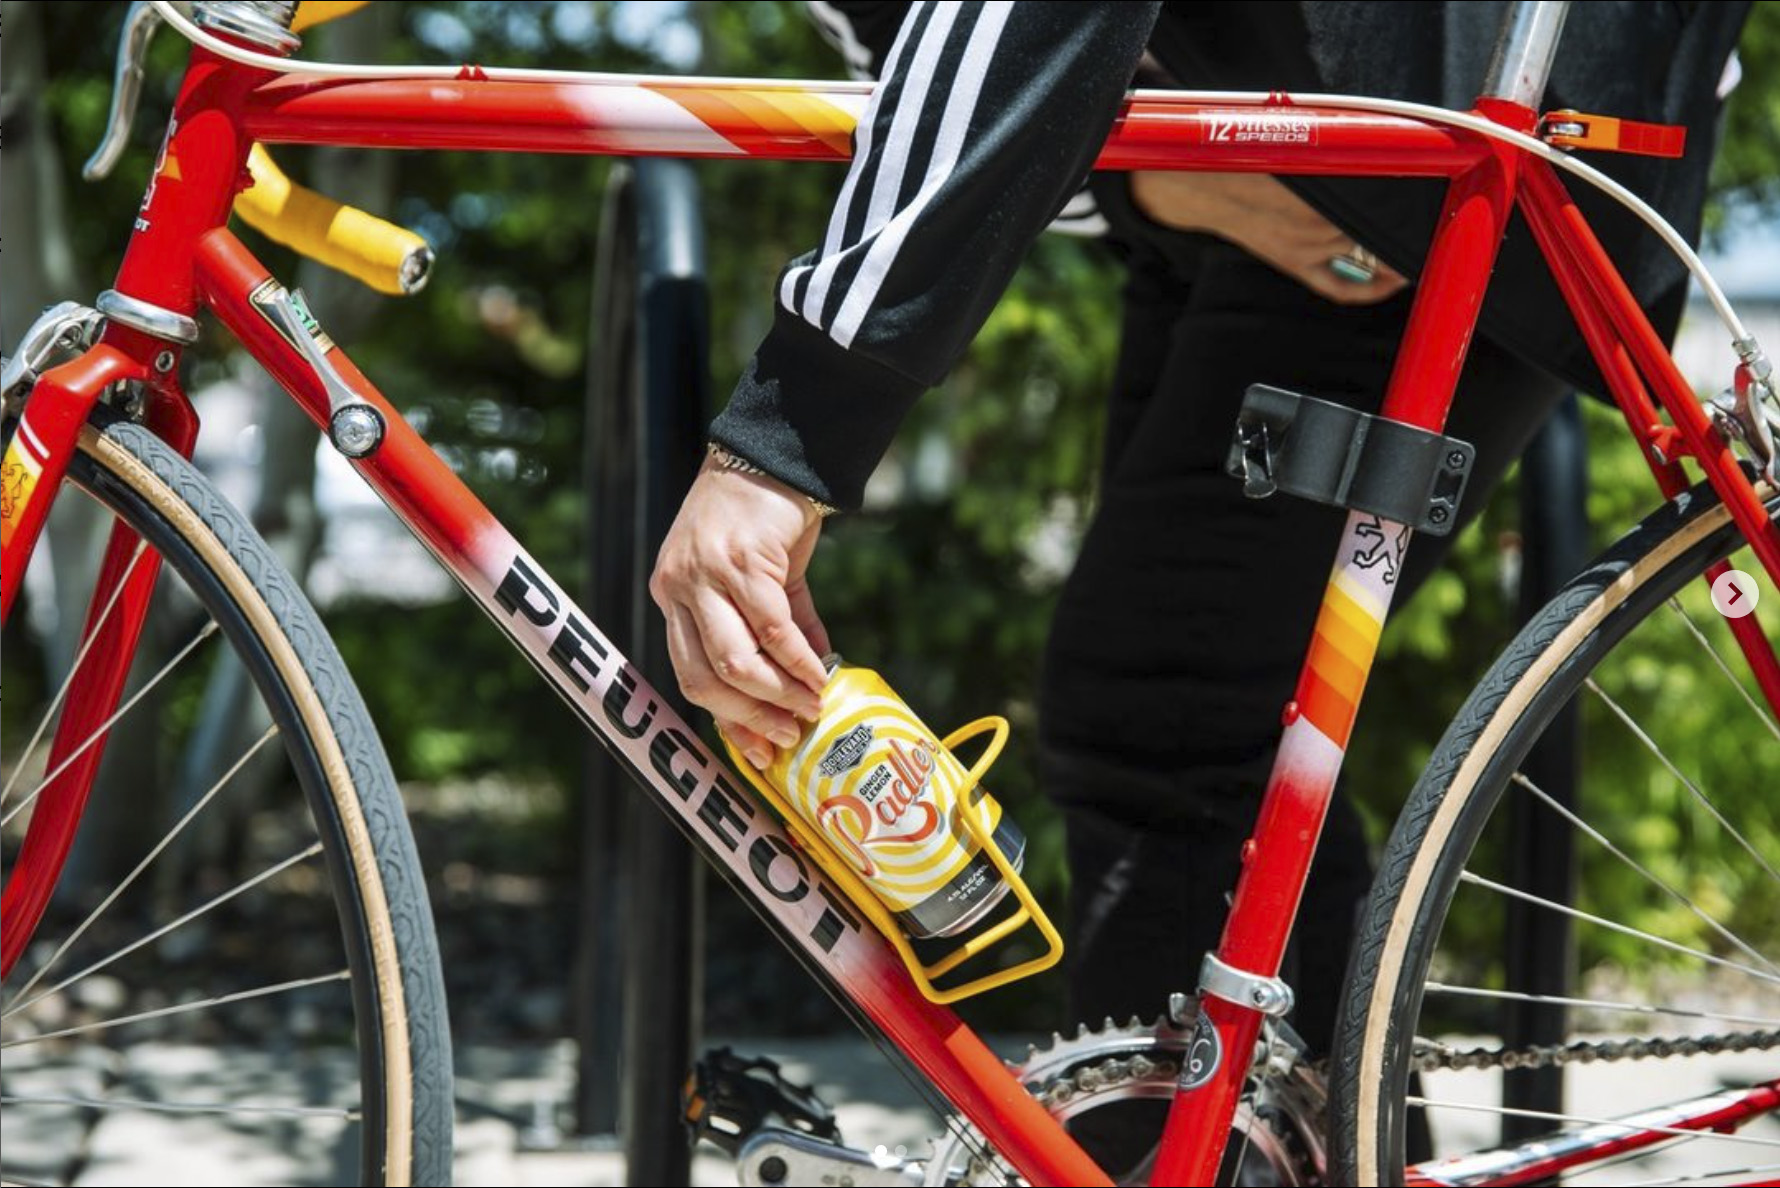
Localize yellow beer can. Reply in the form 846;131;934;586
762;655;1026;939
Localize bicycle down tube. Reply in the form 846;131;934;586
4;28;1778;1188
188;225;1112;1188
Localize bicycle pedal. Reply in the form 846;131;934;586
737;1128;923;1188
683;1047;840;1156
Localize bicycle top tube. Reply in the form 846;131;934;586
129;0;1754;355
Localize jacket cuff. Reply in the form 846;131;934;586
708;311;927;512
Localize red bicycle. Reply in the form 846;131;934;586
3;2;1776;1185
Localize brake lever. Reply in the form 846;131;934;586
84;1;167;181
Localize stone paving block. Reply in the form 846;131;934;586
1;1059;105;1186
78;1044;358;1186
13;1031;1770;1185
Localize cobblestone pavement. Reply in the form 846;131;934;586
5;1035;1775;1184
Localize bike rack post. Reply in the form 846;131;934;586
573;164;639;1142
575;158;709;1183
1502;393;1587;1139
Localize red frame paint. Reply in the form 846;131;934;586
1405;1079;1780;1187
3;42;1775;1188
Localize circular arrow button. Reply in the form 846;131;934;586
1711;570;1760;620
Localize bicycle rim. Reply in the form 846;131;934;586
1335;481;1780;1186
1;417;451;1186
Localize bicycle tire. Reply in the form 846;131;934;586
1331;478;1779;1185
2;415;452;1186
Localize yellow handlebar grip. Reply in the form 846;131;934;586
235;145;434;297
292;1;371;33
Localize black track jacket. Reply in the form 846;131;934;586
709;2;1750;512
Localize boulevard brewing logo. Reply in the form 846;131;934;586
818;724;874;777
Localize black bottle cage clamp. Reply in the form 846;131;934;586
1225;385;1475;536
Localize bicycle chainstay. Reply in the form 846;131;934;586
1409;1027;1780;1073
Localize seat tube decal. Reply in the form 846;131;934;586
1153;506;1408;1184
1294;512;1403;753
1;418;51;553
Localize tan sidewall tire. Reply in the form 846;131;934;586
1333;481;1776;1185
65;420;453;1185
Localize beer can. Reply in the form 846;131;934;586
763;655;1026;939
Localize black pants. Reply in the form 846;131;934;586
1039;179;1570;1053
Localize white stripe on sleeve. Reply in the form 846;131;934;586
807;0;878;79
800;1;962;326
829;0;1014;348
780;2;929;315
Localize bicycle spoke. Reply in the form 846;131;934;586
0;540;151;810
1422;981;1780;1028
1411;1033;1462;1056
0;1095;358;1121
1456;872;1780;987
7;726;282;1007
1;970;348;1049
1666;598;1780;744
1585;677;1780;886
3;843;325;1020
0;621;222;829
1510;771;1778;976
1404;1097;1780;1149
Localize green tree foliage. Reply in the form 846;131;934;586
1713;0;1780;216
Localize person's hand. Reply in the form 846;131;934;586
1129;171;1409;306
650;455;832;769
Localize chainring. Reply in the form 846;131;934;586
922;1014;1328;1186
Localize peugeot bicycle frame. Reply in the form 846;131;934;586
4;2;1778;1184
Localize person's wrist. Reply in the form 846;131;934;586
705;442;838;519
1130;170;1219;233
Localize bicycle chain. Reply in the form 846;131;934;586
1410;1027;1780;1073
943;1022;1778;1185
1025;1024;1780;1087
1029;1050;1180;1111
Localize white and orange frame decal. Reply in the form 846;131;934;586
1;417;53;553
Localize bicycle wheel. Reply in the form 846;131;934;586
1333;479;1780;1186
2;414;452;1186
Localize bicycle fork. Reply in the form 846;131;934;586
0;304;199;977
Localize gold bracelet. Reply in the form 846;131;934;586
706;443;838;517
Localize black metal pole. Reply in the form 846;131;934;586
619;157;710;1186
1502;394;1587;1141
573;164;641;1141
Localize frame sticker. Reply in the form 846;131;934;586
1203;110;1319;147
248;278;337;354
1;420;50;551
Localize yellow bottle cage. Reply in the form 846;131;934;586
234;145;433;296
292;1;371;33
724;715;1064;1004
